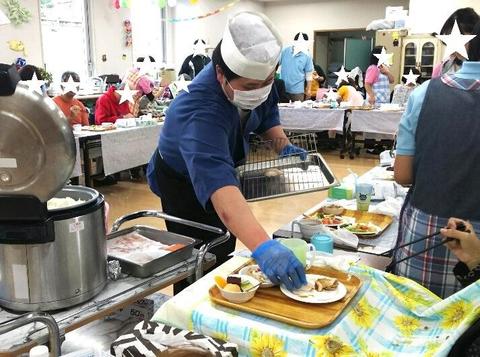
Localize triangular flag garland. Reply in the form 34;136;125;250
113;0;240;23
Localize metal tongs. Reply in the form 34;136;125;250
385;221;469;272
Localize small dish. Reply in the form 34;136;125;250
239;265;275;288
321;204;345;215
215;274;260;303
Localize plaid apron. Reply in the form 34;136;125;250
373;72;390;104
392;197;480;298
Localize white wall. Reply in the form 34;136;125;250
408;0;480;34
89;0;133;76
166;1;264;71
0;0;43;66
264;0;409;51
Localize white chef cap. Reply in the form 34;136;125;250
221;11;282;81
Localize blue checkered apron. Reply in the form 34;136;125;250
394;195;480;298
372;72;390;104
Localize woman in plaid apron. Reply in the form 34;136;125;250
365;46;394;105
393;30;480;298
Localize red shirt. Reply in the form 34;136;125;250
94;86;130;124
53;96;90;126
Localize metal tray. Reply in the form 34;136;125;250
237;153;339;201
107;225;199;278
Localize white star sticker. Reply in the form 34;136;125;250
137;55;153;76
334;66;350;86
0;9;9;26
437;20;477;60
61;76;80;95
117;85;138;104
174;76;190;93
374;47;394;67
22;72;45;95
325;87;338;102
293;36;309;56
193;40;207;57
402;69;420;86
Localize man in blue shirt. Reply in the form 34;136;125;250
280;32;314;101
147;12;307;293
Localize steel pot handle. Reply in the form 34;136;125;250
111;210;230;281
111;210;223;234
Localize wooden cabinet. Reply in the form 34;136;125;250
401;35;444;80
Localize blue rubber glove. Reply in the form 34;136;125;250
279;144;307;161
251;240;307;291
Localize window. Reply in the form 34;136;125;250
40;0;92;81
130;1;166;65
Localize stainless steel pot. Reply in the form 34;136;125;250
0;186;107;311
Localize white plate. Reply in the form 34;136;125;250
280;274;347;304
345;223;382;235
239;265;275;288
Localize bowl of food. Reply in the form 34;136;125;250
239;264;275;288
214;274;260;303
321;204;345;216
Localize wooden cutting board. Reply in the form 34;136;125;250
209;266;362;329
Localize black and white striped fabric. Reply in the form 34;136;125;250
111;321;238;357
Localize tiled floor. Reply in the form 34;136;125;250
98;151;380;295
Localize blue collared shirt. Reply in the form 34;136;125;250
396;62;480;156
279;46;314;94
152;63;281;208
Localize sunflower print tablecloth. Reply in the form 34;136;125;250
152;257;480;356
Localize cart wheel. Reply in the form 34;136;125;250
340;154;345;159
349;153;354;160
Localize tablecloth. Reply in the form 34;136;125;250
101;125;162;175
71;137;82;178
152;256;480;357
279;108;345;132
350;110;403;135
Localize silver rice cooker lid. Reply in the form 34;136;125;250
0;81;75;202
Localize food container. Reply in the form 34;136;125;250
109;210;230;280
107;226;198;278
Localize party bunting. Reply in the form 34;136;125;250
114;0;240;23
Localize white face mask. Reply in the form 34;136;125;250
225;80;273;110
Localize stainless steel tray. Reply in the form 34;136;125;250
237;153;338;201
107;225;199;278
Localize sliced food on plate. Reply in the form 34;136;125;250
345;222;381;235
280;274;347;303
309;212;353;227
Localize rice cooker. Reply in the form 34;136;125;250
0;65;107;311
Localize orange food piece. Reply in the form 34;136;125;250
215;276;227;289
165;243;185;252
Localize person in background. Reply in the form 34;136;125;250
279;32;314;101
365;46;394;105
391;68;421;107
18;64;48;95
94;84;133;124
124;56;156;117
179;39;211;80
274;76;289;103
336;78;364;106
53;71;89;126
393;21;480;298
432;7;479;78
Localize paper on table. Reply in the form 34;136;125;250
369;197;404;218
309;251;360;272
